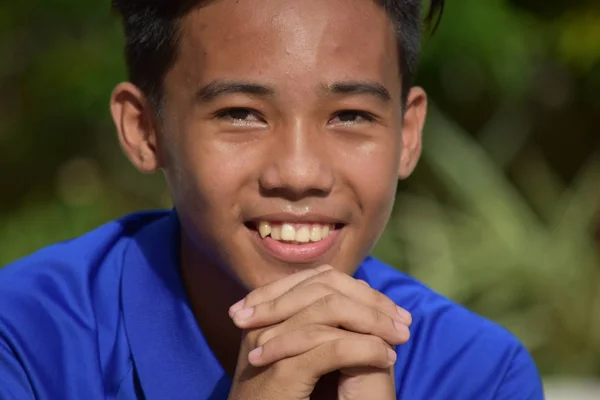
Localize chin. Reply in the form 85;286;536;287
235;261;310;290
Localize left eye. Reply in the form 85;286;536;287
331;110;375;124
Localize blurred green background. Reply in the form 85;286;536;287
1;0;600;388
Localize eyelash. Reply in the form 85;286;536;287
331;110;376;124
214;108;263;123
213;108;377;125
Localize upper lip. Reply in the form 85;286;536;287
247;212;345;225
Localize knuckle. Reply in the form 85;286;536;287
372;336;389;349
320;292;344;310
369;306;384;325
371;289;391;308
364;337;390;363
302;324;328;342
329;292;345;305
255;329;274;347
243;290;262;308
317;268;341;284
317;264;334;272
300;325;317;341
329;338;347;359
307;281;335;296
265;297;280;314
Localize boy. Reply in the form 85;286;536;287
0;0;544;398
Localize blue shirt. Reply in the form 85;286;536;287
0;210;543;399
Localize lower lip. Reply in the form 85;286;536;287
250;228;341;263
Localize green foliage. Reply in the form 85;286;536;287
420;0;542;99
374;105;600;376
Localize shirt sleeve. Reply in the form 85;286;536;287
494;344;544;400
0;338;35;400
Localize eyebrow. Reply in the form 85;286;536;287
194;80;275;103
193;80;392;104
324;81;392;103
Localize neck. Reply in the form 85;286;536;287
179;230;247;377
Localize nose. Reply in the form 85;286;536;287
259;122;334;200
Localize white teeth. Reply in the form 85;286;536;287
271;225;282;240
280;224;295;241
295;226;311;243
310;226;322;242
256;221;335;243
258;221;271;238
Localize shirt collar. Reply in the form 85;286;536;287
121;210;231;400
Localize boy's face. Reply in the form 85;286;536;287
112;0;427;289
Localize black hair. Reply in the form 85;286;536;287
111;0;444;108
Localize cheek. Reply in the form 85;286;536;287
342;140;400;230
166;134;253;223
167;138;259;268
347;139;399;201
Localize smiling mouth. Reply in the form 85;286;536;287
244;218;345;263
255;221;338;243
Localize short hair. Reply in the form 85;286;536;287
111;0;444;108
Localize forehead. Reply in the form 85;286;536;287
171;0;400;97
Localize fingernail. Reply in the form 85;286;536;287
229;299;245;316
248;347;263;364
387;348;397;365
358;280;370;287
396;306;411;323
233;307;254;321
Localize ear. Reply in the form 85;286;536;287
398;87;427;179
110;82;161;174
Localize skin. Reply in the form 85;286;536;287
228;266;412;400
110;0;427;397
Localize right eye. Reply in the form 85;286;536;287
214;108;264;126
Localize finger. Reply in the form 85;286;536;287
258;293;410;346
294;269;411;325
228;265;333;315
248;325;359;366
286;336;397;380
232;270;411;328
232;282;338;328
